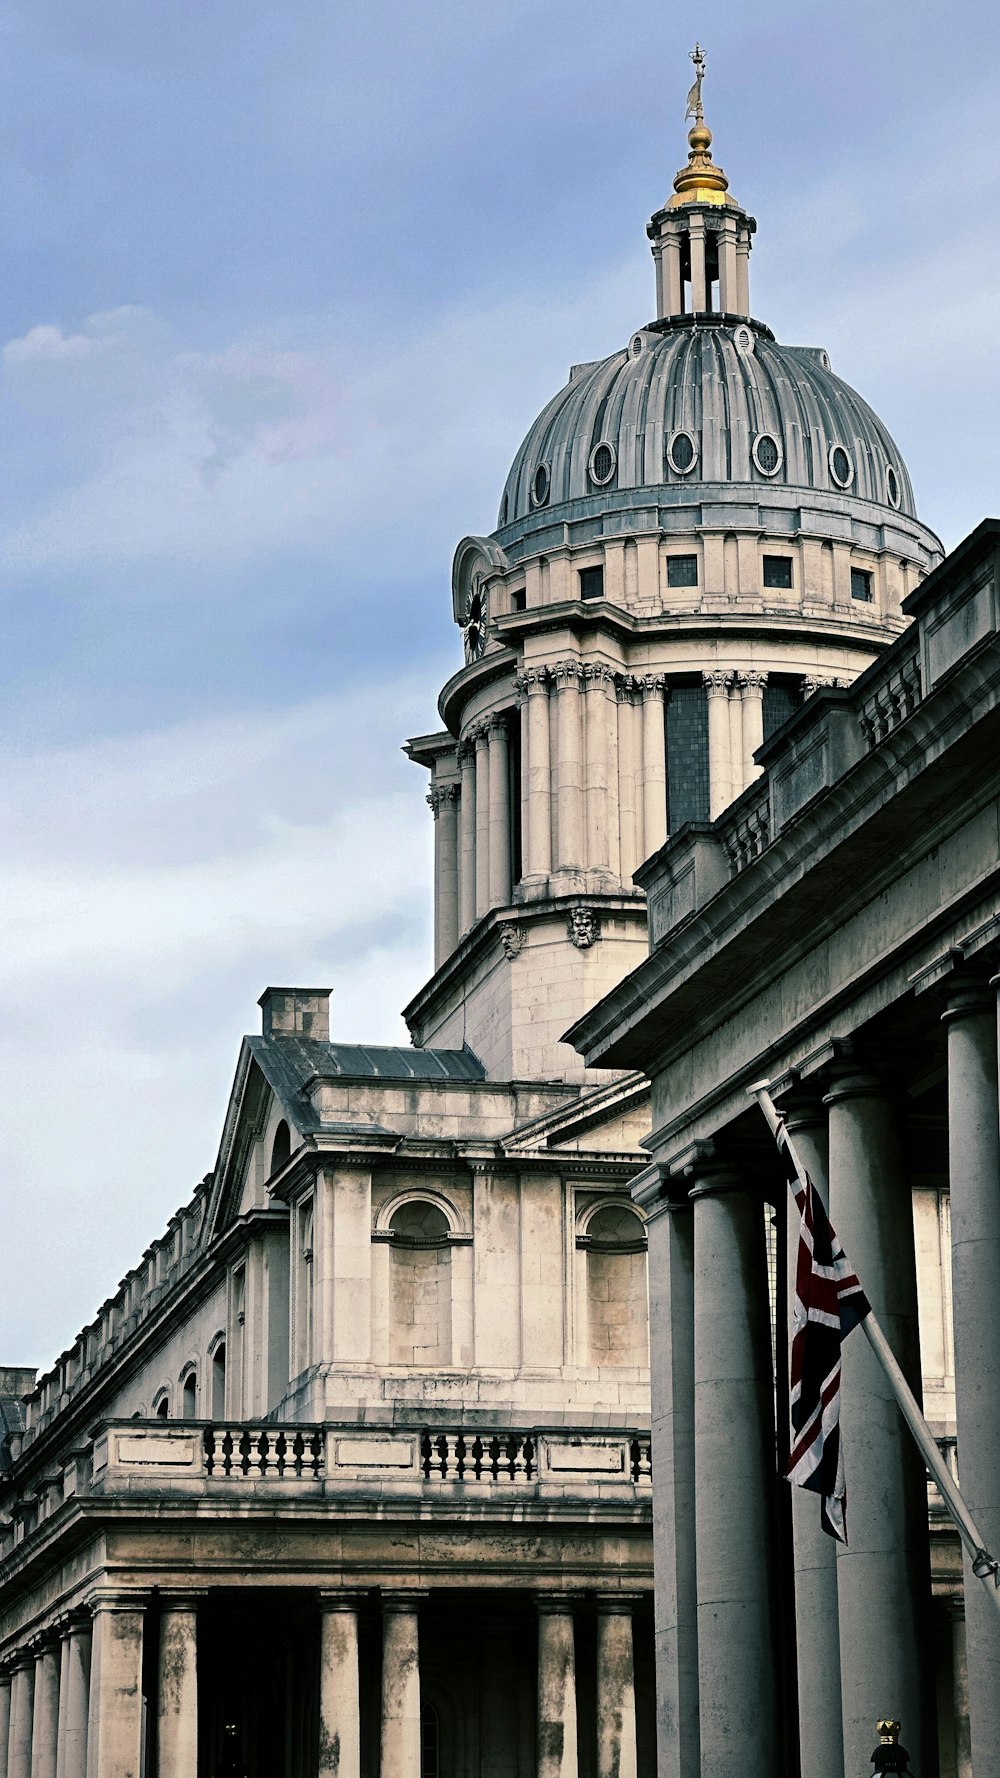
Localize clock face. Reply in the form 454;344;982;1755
463;578;488;662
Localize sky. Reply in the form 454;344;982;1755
2;0;1000;1367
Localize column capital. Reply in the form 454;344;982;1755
702;668;732;697
516;665;550;695
9;1647;34;1673
583;662;616;692
84;1588;151;1616
821;1050;894;1106
486;710;509;740
52;1606;92;1639
157;1588;208;1611
738;670;768;696
27;1628;60;1657
775;1080;828;1136
639;672;665;701
941;967;997;1021
593;1593;644;1614
318;1590;367;1614
535;1594;580;1617
379;1589;428;1614
552;657;584;691
672;1139;748;1199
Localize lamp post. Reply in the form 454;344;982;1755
870;1720;915;1775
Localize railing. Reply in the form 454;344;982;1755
420;1430;652;1485
203;1425;324;1479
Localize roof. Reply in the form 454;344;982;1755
248;1035;485;1109
497;316;920;531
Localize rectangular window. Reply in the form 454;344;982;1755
579;565;604;600
763;555;793;590
511;588;526;612
667;554;699;589
763;677;803;743
851;567;874;602
665;683;710;832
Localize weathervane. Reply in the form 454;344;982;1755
685;44;706;124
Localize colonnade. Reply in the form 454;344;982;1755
644;1017;998;1778
428;665;774;963
1;1589;643;1778
650;212;753;321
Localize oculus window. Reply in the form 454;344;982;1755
579;566;604;600
763;556;793;590
667;431;697;475
851;567;874;602
667;554;698;589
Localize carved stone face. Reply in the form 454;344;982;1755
569;907;599;949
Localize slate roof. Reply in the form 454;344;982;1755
247;1035;485;1125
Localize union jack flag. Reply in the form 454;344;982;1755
778;1120;870;1543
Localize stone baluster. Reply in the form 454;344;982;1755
703;671;733;818
553;661;585;872
595;1599;638;1778
536;1600;577;1778
739;672;767;787
29;1636;59;1778
639;675;666;859
458;740;477;936
379;1594;422;1778
943;971;1000;1766
8;1654;34;1778
824;1058;931;1778
85;1594;145;1778
636;1167;698;1778
318;1595;362;1778
780;1090;844;1778
474;723;491;919
687;1146;778;1778
487;714;512;906
55;1613;90;1778
156;1595;199;1778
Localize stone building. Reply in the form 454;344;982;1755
0;63;970;1778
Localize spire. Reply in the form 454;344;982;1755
669;44;733;209
646;46;756;323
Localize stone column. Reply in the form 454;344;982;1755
739;672;767;786
616;679;640;883
664;235;682;317
474;722;491;918
703;671;732;818
430;785;460;967
595;1600;638;1778
156;1596;199;1778
689;1151;777;1778
640;675;666;858
8;1655;34;1778
719;216;739;313
318;1595;361;1778
688;214;707;311
56;1616;90;1778
824;1061;930;1778
535;1601;577;1778
944;974;1000;1766
780;1091;844;1778
85;1595;144;1778
380;1595;421;1778
458;740;476;936
29;1638;59;1778
487;715;512;906
521;669;552;883
0;1669;11;1778
553;661;585;872
949;1601;973;1778
736;230;751;316
637;1170;698;1778
584;665;615;876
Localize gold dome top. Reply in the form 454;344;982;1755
667;45;738;209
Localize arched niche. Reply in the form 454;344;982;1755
578;1200;649;1369
270;1119;291;1175
388;1198;453;1367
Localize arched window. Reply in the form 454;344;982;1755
420;1702;440;1778
583;1204;649;1368
153;1390;170;1419
211;1340;227;1419
180;1367;197;1418
270;1120;291;1175
389;1200;452;1367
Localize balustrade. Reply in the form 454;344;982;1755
203;1424;324;1479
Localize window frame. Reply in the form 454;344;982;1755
762;554;794;591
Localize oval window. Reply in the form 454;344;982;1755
753;433;782;476
531;463;550;507
589;441;616;486
668;431;697;475
885;464;901;509
829;443;854;488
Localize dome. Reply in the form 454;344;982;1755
497;317;917;533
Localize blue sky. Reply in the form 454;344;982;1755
3;0;1000;1365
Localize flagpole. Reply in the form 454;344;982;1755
748;1078;1000;1618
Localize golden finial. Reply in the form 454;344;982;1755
668;44;733;209
877;1721;901;1745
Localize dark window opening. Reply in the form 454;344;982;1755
763;556;793;590
667;555;698;589
763;678;804;743
182;1371;197;1418
579;566;604;600
420;1703;440;1778
511;588;526;613
270;1120;291;1174
665;682;710;834
851;567;874;603
211;1343;227;1419
155;1395;169;1419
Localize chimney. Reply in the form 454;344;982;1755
258;987;331;1042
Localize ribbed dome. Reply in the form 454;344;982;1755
498;319;917;529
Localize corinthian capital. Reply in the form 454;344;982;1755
738;670;768;695
702;669;732;696
552;658;584;691
583;663;616;692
